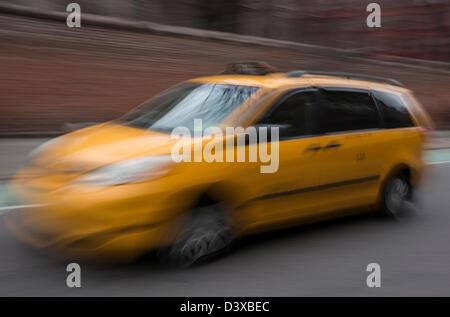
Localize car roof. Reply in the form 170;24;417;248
190;73;410;94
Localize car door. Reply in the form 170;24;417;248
235;88;327;230
313;87;385;214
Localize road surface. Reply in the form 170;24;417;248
0;138;450;296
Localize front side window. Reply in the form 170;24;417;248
317;88;380;133
372;90;414;128
120;82;259;132
258;89;320;139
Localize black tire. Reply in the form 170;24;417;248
380;173;412;217
158;204;232;267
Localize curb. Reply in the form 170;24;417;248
0;132;62;138
0;123;100;138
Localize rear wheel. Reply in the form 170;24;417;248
158;204;232;267
381;173;411;217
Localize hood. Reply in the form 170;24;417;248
31;123;178;172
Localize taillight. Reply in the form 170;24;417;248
418;126;433;144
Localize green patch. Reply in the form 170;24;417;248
0;183;21;208
424;149;450;164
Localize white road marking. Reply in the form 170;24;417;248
426;161;450;165
0;204;45;215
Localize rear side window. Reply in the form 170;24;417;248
317;89;380;133
372;91;415;128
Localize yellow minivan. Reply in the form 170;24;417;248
6;62;433;266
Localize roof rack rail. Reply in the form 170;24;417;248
285;70;405;87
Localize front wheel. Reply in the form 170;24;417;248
381;174;412;217
158;204;232;267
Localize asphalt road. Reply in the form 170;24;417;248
0;139;450;296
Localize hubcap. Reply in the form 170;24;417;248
386;178;409;214
173;227;231;266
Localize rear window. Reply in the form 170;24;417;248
372;91;415;128
317;89;380;133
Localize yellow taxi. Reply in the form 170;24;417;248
5;62;433;266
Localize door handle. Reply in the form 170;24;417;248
324;143;342;149
305;145;322;151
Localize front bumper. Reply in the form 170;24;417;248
4;176;191;262
5;208;182;262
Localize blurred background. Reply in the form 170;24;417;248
0;0;449;135
6;0;450;61
1;0;450;297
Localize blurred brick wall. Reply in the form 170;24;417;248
0;11;449;134
7;0;450;62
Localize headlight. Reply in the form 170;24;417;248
74;155;174;186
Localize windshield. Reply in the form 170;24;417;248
120;82;259;132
